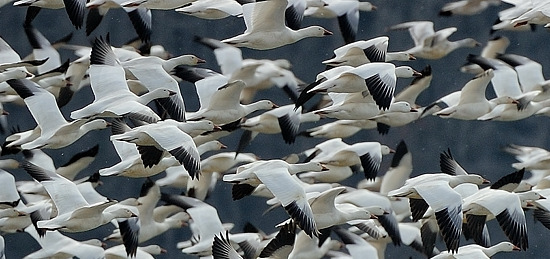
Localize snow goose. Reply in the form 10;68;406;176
110;119;201;179
20;161;136;233
466;54;527;99
334;187;402;245
14;0;86;29
308;187;384;230
433;241;520;259
368;101;419;134
491;0;537;32
388;21;480;59
461;36;510;74
313;92;380;120
6;79;109;150
121;53;205;121
0;169;21;209
85;0;152;42
497;53;550;96
70;36;174;123
161;194;227;256
175;0;243;19
155;152;257;189
23;24;62;76
288;230;342;259
212;231;243;259
333;227;380;259
187;74;277;125
238;105;320;149
388;173;489;252
509;1;550;27
461;187;542;250
394;65;432;108
477;94;550;121
106;180;186;255
379;141;413;196
310;140;394;180
0;37;46;71
296;63;421;110
299;119;376;139
298;164;355;183
223;160;323;237
304;0;376;43
55;144;100;180
103;119;220;178
24;226;106;259
224;159;328;200
0;235;3;259
256;221;296;258
221;0;332;50
433;69;518;120
195;36;302;103
506;145;550;171
183;141;230;200
438;0;501;16
322;36;415;67
120;0;191;9
0;69;33;83
105;244;166;259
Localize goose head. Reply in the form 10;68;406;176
460;38;482;48
366;205;388;216
140;245;167;255
176;120;216;136
106;208;138;221
298;26;333;38
385;51;416;62
449;174;490;187
358;2;377;11
166;55;206;70
197;140;227;154
486;241;521;255
290;161;329;173
517;190;546;201
395;66;422;78
139;88;177;104
82;119;111;132
245;100;278;112
380;145;395;155
0;69;33;81
491;96;519;106
388;101;415;112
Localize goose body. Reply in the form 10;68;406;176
187;75;276;125
21;162;135;233
389;20;480;59
221;0;332;50
70;37;172;122
7;79;109;150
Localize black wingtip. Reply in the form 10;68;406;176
376;122;390;135
169;146;201;180
139;177;156;197
61;144;100;167
231;183;256;200
390;140;408;168
90;34;116;65
490;168;525;190
6;79;35;99
284;201;317;238
438;10;452;17
360;153;380;180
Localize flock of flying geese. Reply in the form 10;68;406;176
2;0;550;258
